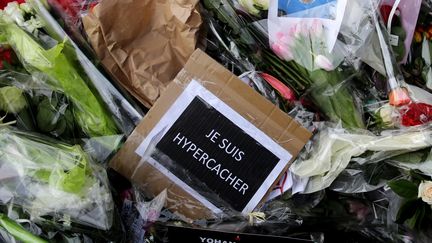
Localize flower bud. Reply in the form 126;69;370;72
314;55;334;71
271;42;293;61
260;73;297;103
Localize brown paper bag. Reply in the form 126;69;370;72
110;50;312;221
83;0;202;108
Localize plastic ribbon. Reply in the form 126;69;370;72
386;0;401;34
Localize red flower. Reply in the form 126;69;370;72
0;48;14;69
0;0;25;10
380;5;400;25
401;103;432;127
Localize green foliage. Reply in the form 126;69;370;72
0;19;117;137
388;179;418;199
0;214;47;243
0;86;27;114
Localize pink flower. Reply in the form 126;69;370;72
271;42;293;61
314;55;334;71
389;87;411;107
276;32;294;46
276;32;285;40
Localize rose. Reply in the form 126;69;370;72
418;181;432;205
401;103;432;127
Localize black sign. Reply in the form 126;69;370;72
154;224;313;243
153;97;280;212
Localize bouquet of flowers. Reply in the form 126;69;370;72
0;126;116;240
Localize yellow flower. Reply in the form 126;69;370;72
414;32;422;43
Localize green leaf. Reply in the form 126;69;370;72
0;86;27;114
396;199;418;224
392;148;431;164
0;214;47;243
407;202;426;229
410;170;432;185
388;179;419;199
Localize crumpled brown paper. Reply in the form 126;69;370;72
83;0;202;108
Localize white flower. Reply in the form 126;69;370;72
314;55;334;71
418;181;432;205
377;104;395;128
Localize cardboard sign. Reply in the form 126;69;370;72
110;50;311;220
135;80;292;213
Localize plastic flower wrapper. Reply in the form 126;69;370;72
264;0;383;129
290;123;432;194
203;15;283;108
0;127;114;231
0;70;124;163
380;0;422;64
401;1;432;91
0;1;143;138
202;0;374;129
370;1;432;129
371;83;432;129
0;213;47;243
253;188;409;243
0;70;77;138
0;2;119;137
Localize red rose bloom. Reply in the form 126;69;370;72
0;48;14;69
401;103;432;127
